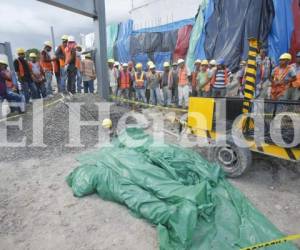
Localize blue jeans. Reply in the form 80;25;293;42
135;88;147;103
162;86;172;106
45;71;53;96
59;67;67;93
21;80;38;103
2;91;25;112
150;87;161;105
76;71;82;93
83;80;94;93
36;83;47;98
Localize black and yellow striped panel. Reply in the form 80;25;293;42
243;39;259;114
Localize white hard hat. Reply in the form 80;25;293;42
122;63;128;67
150;64;156;69
177;59;185;64
209;60;217;65
0;59;8;66
114;61;120;66
44;41;52;47
68;36;75;42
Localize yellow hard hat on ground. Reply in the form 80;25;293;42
44;41;52;47
201;60;209;65
29;53;37;58
0;60;8;66
279;53;292;61
17;48;25;54
102;119;112;129
163;62;170;68
136;63;143;69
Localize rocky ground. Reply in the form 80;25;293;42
0;94;299;250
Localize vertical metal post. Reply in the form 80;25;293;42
51;26;56;50
94;0;109;99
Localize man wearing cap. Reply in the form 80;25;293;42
0;60;25;114
161;62;173;106
29;53;46;98
177;59;190;108
271;53;296;100
191;60;201;97
41;41;54;97
134;63;147;103
108;59;118;95
171;62;179;105
291;52;300;100
65;36;77;94
197;60;210;97
55;35;68;93
81;54;96;93
117;63;132;102
210;59;231;97
145;61;154;103
14;48;38;103
75;45;83;93
148;64;161;105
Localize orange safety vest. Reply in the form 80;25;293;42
292;67;300;88
120;70;130;89
59;45;66;68
211;69;230;86
17;59;25;78
134;72;145;88
75;56;81;70
178;67;188;86
191;71;198;89
40;50;53;72
271;65;292;100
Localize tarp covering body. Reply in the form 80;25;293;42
204;0;274;71
67;128;298;250
106;24;119;60
115;20;133;63
173;25;193;61
290;0;300;61
268;0;294;64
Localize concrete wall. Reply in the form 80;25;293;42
130;0;200;30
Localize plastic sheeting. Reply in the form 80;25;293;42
290;0;300;61
186;0;208;72
268;0;294;64
132;53;149;71
204;0;274;71
67;128;298;250
173;25;193;61
115;20;133;63
154;52;172;71
106;24;119;59
161;30;178;52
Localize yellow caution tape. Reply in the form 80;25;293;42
240;234;300;250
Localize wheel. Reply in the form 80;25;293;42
208;135;252;178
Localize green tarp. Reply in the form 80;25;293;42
67;128;298;250
106;23;119;59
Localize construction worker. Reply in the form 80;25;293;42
177;59;190;108
128;61;136;100
271;53;296;100
29;53;46;98
191;59;201;97
65;36;77;94
134;63;147;103
14;48;38;103
210;59;231;97
81;54;96;93
0;60;25;113
40;41;54;97
171;62;179;105
148;64;161;105
291;52;300;100
161;62;173;106
237;61;247;97
55;35;68;93
75;45;83;93
197;60;210;97
108;59;118;95
117;63;132;102
145;61;154;103
208;60;217;79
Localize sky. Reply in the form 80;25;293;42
0;0;133;52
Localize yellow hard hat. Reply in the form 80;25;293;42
44;41;52;47
194;59;202;64
61;35;69;41
17;48;25;54
102;118;112;129
29;53;37;58
136;63;143;69
0;60;8;66
279;53;292;61
108;59;115;64
201;60;209;65
163;62;170;68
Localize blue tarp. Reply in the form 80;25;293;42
115;20;133;63
132;53;149;71
268;0;294;64
154;52;172;71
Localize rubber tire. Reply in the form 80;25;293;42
208;135;252;178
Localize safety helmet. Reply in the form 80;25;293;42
163;62;170;68
172;62;178;66
279;53;292;61
107;59;115;64
122;63;128;68
201;60;209;65
194;59;201;65
102;119;112;129
209;60;217;66
17;48;25;54
136;63;143;69
0;60;8;66
44;41;52;48
147;61;154;66
29;53;37;58
85;53;92;59
240;60;247;66
114;61;120;67
216;59;225;65
150;64;156;69
68;36;75;43
177;59;185;64
61;35;69;41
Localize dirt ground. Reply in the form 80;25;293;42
0;95;299;250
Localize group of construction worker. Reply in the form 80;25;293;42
0;35;97;114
